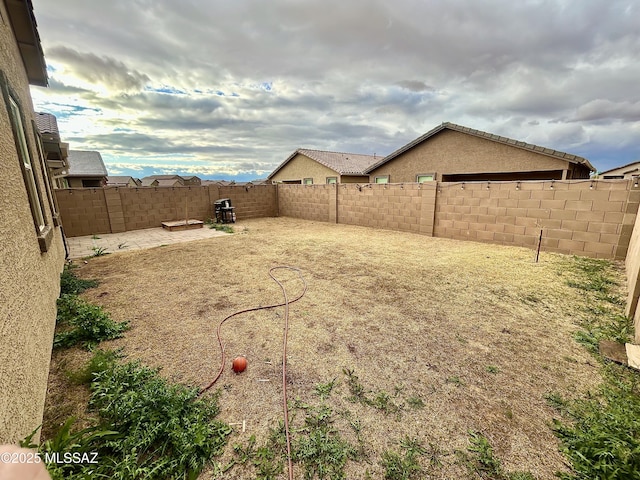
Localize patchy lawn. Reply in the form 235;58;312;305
44;217;622;479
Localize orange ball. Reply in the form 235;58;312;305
232;356;247;373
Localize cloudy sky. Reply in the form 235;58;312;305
31;0;639;181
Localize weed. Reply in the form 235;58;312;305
551;381;640;479
91;246;107;256
66;348;122;384
89;356;232;478
294;406;358;480
446;376;465;387
466;430;502;477
54;294;129;349
342;369;400;414
117;242;128;249
21;418;119;479
343;368;368;403
315;378;338;400
486;365;500;374
60;264;99;295
27;351;231;479
551;255;640;479
381;437;426;480
406;396;425;409
459;431;535;480
208;222;234;233
91;234;101;240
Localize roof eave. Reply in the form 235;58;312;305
6;0;48;87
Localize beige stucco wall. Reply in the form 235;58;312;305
271;153;340;184
0;0;65;443
369;130;579;183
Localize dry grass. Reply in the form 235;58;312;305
43;217;621;479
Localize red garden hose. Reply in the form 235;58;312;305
199;266;307;480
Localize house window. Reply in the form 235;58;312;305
303;178;313;185
417;173;436;182
326;177;337;184
8;96;46;232
2;74;53;252
374;175;389;184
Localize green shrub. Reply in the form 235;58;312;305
89;359;231;479
54;294;129;349
29;351;232;479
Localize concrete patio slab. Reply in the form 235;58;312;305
66;225;231;259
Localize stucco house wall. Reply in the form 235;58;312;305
269;152;370;184
0;0;66;443
368;129;588;183
270;153;340;184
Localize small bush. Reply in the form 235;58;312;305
54;294;129;349
28;351;231;479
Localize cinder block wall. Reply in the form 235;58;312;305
434;179;637;259
55;189;111;236
55;184;279;236
119;186;212;231
278;184;331;222
219;184;278;219
337;183;436;235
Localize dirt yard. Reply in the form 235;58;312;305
44;217;618;479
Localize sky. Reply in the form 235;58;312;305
30;0;640;182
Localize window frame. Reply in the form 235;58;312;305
417;173;436;183
326;177;337;184
374;175;390;184
1;71;53;252
303;177;313;185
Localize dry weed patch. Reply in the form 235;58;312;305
43;217;626;479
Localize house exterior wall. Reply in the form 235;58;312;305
0;0;66;443
368;130;583;183
270;153;340;184
600;162;640;180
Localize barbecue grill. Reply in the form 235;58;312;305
214;198;235;223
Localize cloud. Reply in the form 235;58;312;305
30;0;640;177
46;46;150;92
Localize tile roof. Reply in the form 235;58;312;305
268;149;380;179
106;176;136;185
67;150;108;177
599;160;640;176
34;112;59;137
365;122;596;173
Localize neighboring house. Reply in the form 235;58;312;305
182;175;201;186
268;148;379;184
140;175;200;187
106;175;141;187
1;0;66;443
65;150;108;187
598;161;640;180
34;111;69;188
365;122;595;183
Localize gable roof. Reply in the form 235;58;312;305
66;150;108;177
6;0;48;87
268;148;380;179
599;160;640;176
106;176;138;185
364;122;596;173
